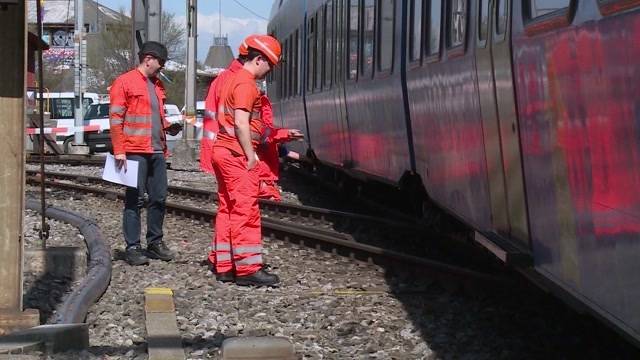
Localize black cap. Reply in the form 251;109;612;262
138;41;168;62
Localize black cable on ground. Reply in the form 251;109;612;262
26;199;112;324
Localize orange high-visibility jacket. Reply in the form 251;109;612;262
257;95;293;181
109;69;170;156
200;59;244;174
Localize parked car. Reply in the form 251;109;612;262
164;104;183;141
63;103;181;154
63;102;111;154
181;101;205;140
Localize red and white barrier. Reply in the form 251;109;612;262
25;125;101;135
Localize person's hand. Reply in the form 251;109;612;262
165;122;183;136
247;152;259;170
115;154;127;172
288;129;304;140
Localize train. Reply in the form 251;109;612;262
267;0;640;345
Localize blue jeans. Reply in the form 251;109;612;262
123;153;167;249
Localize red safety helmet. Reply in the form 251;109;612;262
239;34;282;66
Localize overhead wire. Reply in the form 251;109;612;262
230;0;269;21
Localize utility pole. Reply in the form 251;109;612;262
0;0;39;335
72;0;89;153
147;0;161;42
185;0;197;141
172;0;197;167
131;0;144;67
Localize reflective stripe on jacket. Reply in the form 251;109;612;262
109;69;170;156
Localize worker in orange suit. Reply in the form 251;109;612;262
211;35;282;286
256;94;303;201
200;54;244;280
109;41;182;266
201;36;266;279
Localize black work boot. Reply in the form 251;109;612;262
235;268;279;287
125;246;149;266
146;241;175;261
216;272;235;283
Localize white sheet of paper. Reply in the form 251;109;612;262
102;154;139;188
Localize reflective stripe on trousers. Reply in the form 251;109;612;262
211;146;263;276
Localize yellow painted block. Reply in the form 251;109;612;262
144;288;174;296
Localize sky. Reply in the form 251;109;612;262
98;0;275;61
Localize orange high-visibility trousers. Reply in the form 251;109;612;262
208;160;230;270
211;146;263;276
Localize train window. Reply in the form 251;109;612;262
325;1;334;87
335;0;344;83
528;0;571;18
478;0;489;42
427;0;442;56
294;29;300;95
410;0;423;61
288;37;294;98
362;0;375;77
281;40;287;98
448;0;467;48
378;0;394;71
496;0;507;34
307;16;316;91
316;8;325;90
348;0;359;80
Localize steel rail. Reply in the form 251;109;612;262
26;176;509;286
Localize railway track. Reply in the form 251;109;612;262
26;170;509;290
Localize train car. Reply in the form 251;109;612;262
268;0;308;157
268;0;640;345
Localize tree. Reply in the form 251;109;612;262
86;10;186;93
162;12;186;63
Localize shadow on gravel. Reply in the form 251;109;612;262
23;254;75;324
278;170;640;359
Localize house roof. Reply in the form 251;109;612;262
27;0;126;25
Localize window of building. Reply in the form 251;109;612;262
348;0;359;79
427;0;442;56
528;0;571;18
378;0;394;71
410;0;423;61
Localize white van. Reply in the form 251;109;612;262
180;101;205;140
164;104;183;141
27;92;101;141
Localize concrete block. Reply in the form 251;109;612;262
0;341;42;355
0;310;40;337
221;337;295;360
24;247;86;281
0;324;88;354
144;288;184;360
67;144;90;155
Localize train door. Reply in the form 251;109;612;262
325;0;350;165
475;0;530;247
333;0;351;165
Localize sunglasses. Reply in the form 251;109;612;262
148;55;166;67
